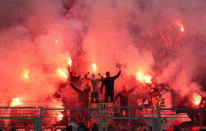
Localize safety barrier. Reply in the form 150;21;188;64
0;106;205;131
0;107;37;130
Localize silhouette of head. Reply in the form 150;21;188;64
106;71;110;77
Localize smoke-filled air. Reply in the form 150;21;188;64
0;0;206;115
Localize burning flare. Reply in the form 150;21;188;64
21;69;30;81
53;102;64;121
180;26;184;32
136;71;152;84
92;63;97;73
68;57;72;67
10;97;21;107
177;23;185;32
57;68;68;80
57;112;64;121
54;40;59;44
192;94;202;106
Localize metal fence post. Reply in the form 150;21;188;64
129;107;130;131
34;117;37;131
158;107;161;119
34;107;37;131
152;107;161;131
10;108;13;130
98;106;103;131
105;106;107;131
156;107;161;131
158;107;161;130
37;107;43;131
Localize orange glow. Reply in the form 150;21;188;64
180;26;184;32
54;103;64;121
177;23;185;32
68;57;72;67
92;63;97;73
57;68;68;80
21;69;30;81
136;71;152;84
10;97;21;107
55;40;59;44
24;70;29;79
57;112;64;121
192;94;201;106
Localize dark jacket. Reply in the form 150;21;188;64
100;71;121;94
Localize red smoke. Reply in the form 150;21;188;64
0;1;205;126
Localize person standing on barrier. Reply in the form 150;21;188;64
85;72;103;103
100;67;121;103
114;85;136;116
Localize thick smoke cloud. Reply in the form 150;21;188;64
0;0;206;110
81;0;206;97
0;0;69;107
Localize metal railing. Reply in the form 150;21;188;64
158;108;206;130
0;107;37;130
103;106;157;131
0;106;205;131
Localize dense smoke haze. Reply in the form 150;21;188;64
0;0;206;111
